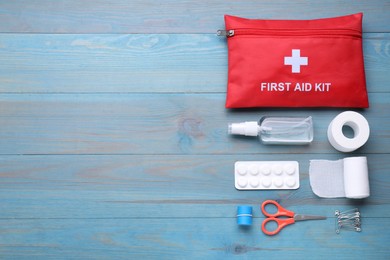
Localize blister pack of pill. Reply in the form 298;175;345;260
234;161;299;190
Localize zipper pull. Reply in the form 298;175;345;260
217;29;235;37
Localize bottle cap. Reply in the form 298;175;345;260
228;122;259;136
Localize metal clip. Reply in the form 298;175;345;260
217;30;235;37
335;208;361;234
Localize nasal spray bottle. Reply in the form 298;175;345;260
228;116;313;145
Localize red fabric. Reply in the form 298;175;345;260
224;13;369;108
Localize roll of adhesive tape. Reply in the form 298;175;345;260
327;111;370;152
237;206;252;226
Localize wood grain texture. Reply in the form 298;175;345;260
0;218;389;259
0;0;389;33
0;33;389;93
1;0;390;259
0;93;388;155
0;154;389;219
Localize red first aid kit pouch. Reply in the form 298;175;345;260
219;13;369;108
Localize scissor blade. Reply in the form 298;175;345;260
294;214;327;221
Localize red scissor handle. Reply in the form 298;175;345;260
261;200;295;218
262;217;295;236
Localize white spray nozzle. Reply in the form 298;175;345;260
228;121;260;137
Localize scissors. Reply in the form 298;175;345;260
261;200;326;236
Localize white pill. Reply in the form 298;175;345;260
273;177;284;188
262;178;272;188
248;164;259;175
286;177;296;187
250;179;260;188
284;164;296;175
272;165;283;175
237;178;248;188
236;164;247;175
261;164;271;175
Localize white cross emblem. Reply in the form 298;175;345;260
284;49;308;73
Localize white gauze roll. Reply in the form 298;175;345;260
343;156;370;199
309;156;370;199
327;111;370;152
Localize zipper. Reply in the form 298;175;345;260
217;29;235;37
217;28;361;38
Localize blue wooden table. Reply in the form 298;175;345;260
1;1;389;259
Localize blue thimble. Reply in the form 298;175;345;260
237;206;253;226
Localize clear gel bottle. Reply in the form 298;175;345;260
228;116;313;145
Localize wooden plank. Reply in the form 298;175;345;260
0;33;389;93
0;154;388;219
0;93;387;155
0;1;389;33
0;217;388;259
